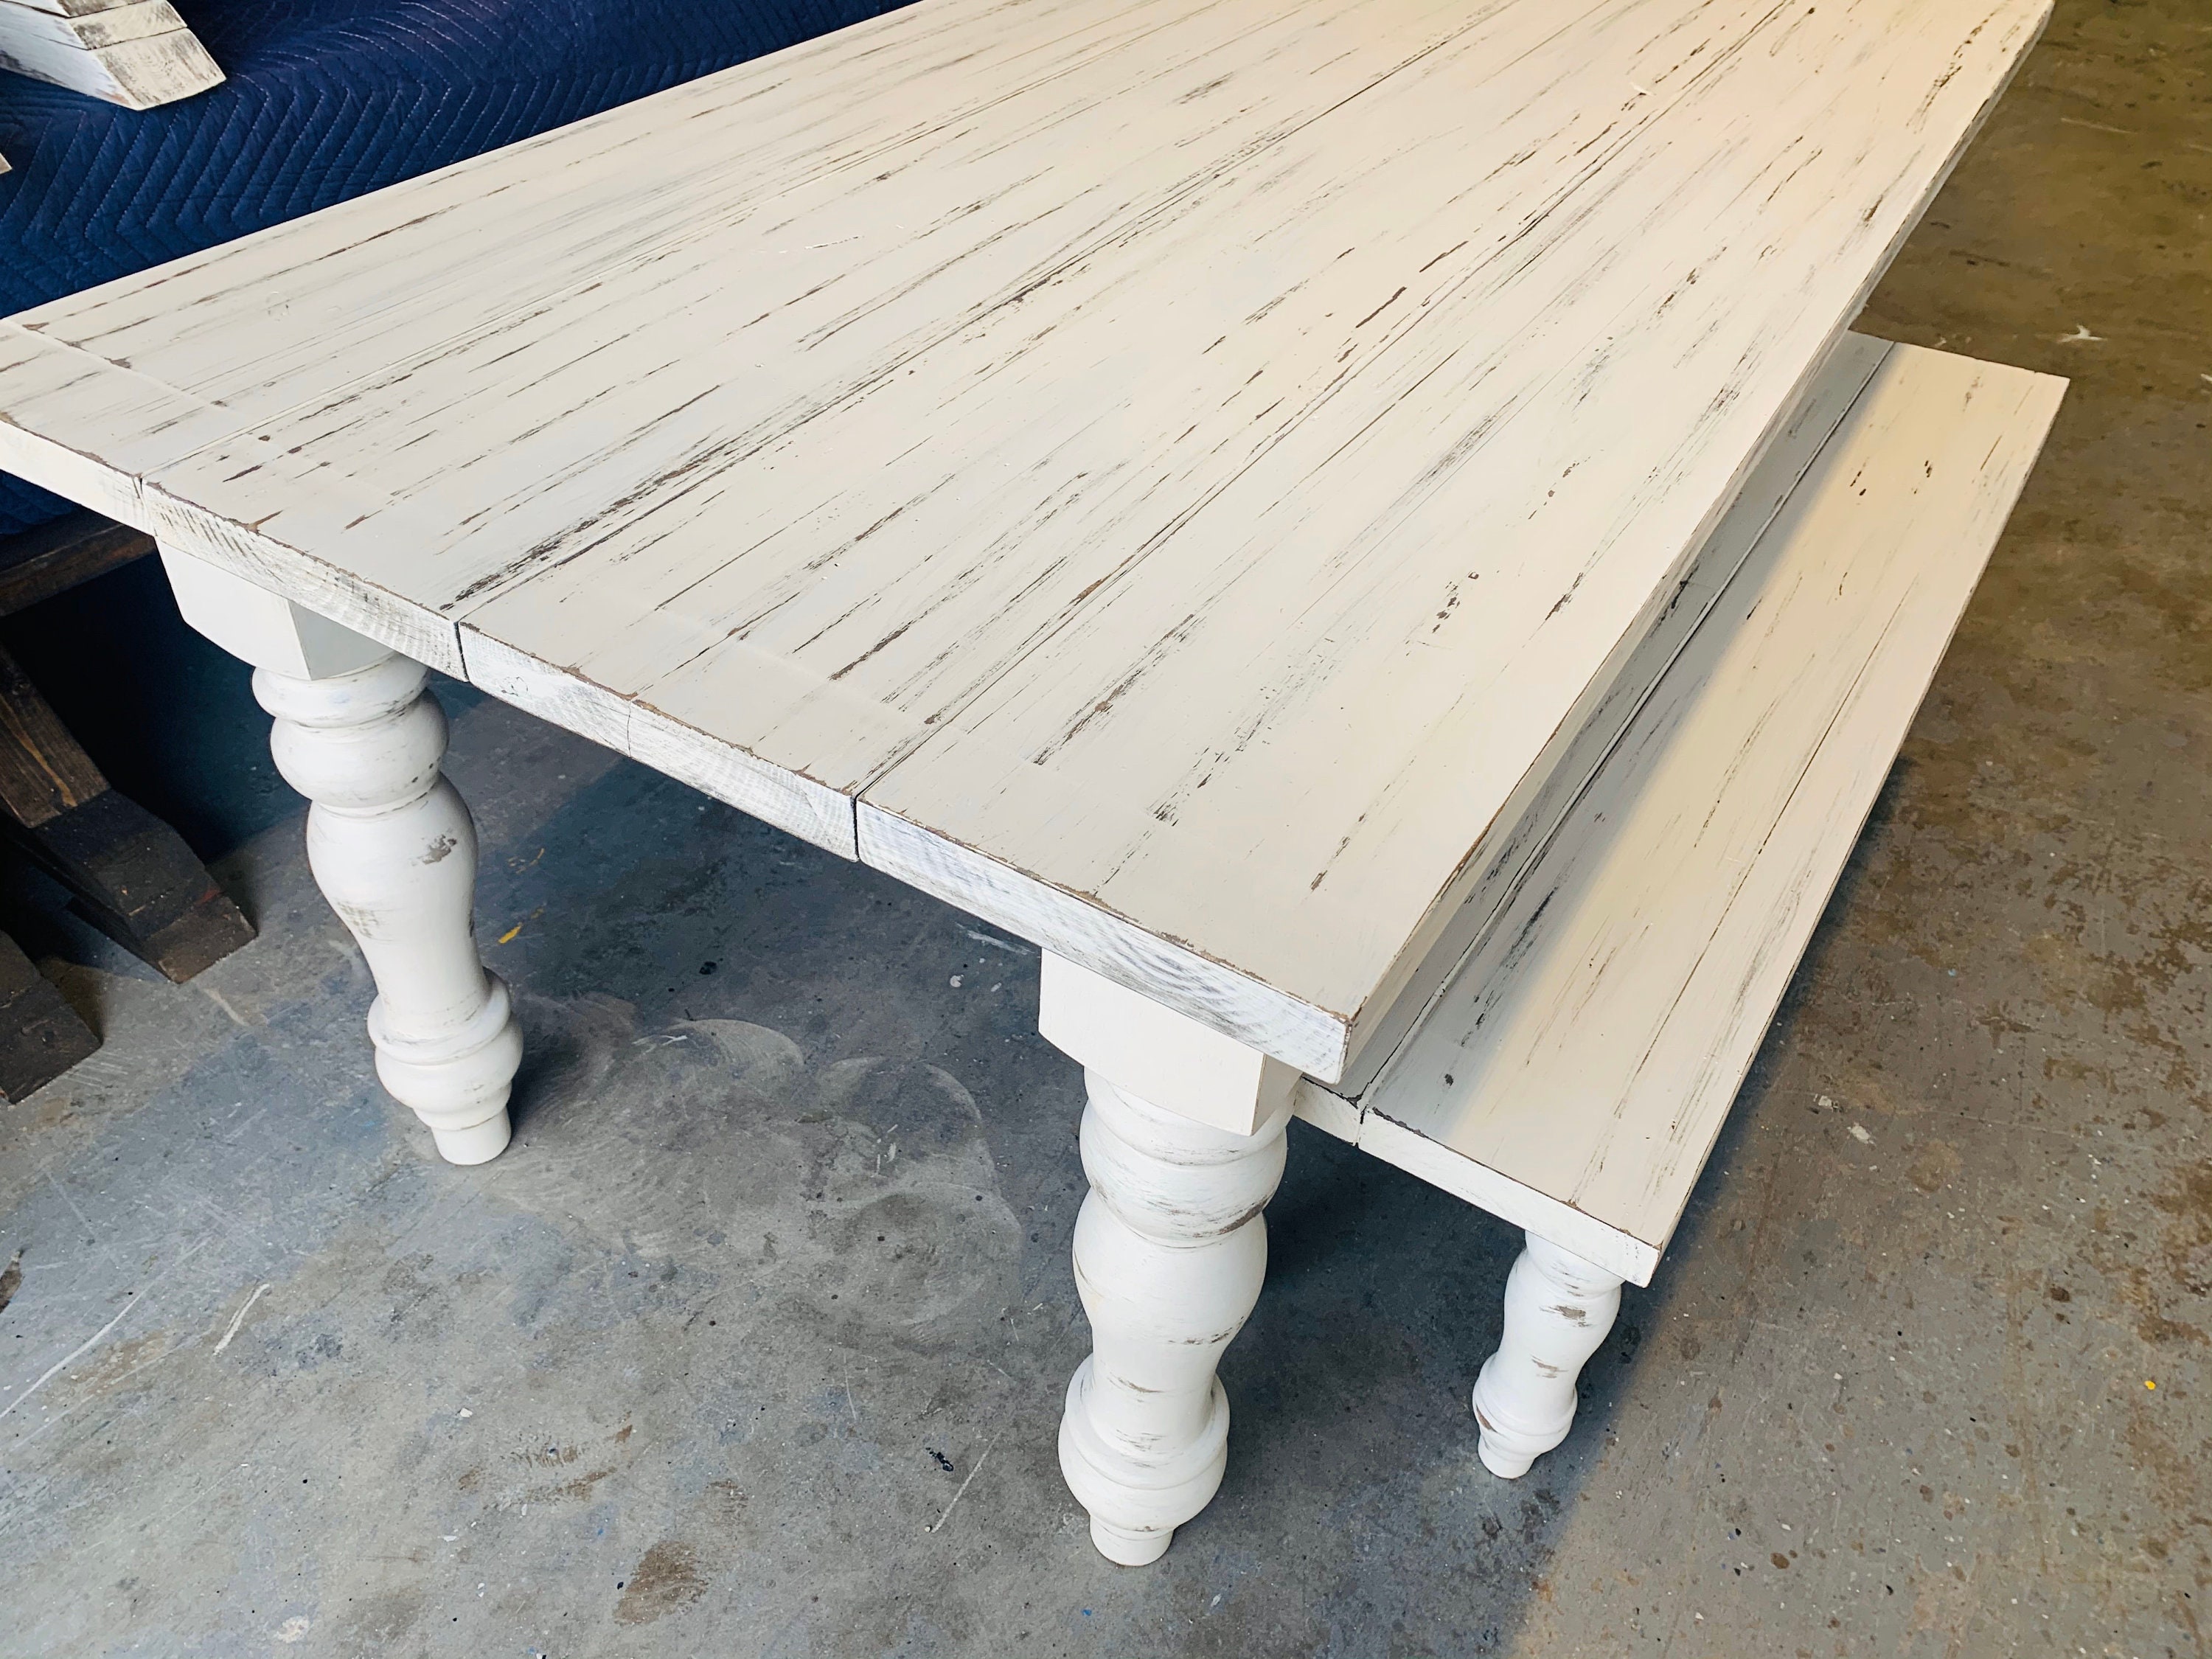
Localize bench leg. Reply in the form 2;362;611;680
1039;953;1296;1565
1471;1231;1624;1478
159;547;522;1165
0;926;99;1099
0;644;255;981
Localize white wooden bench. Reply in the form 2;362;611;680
0;0;222;109
1295;332;2063;1478
0;0;2056;1565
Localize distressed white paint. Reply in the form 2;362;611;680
159;560;531;1166
1311;1101;1655;1284
161;545;392;681
1470;1234;1624;1478
1;0;182;49
0;0;218;107
0;0;2048;1074
459;628;855;858
1290;1077;1360;1147
1301;342;2064;1288
1060;1071;1288;1564
1039;952;1295;1138
10;0;156;15
1330;331;1894;1096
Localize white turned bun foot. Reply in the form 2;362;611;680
1059;1357;1231;1564
429;1110;513;1166
369;973;525;1165
1476;1439;1537;1481
1472;1364;1546;1479
1089;1515;1173;1567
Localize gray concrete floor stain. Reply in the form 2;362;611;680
1;1;2206;1652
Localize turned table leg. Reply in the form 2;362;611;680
1470;1231;1624;1478
1039;953;1297;1565
255;656;521;1162
159;546;522;1164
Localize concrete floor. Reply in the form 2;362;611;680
1;2;2205;1652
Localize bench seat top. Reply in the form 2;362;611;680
1295;337;2063;1282
0;0;2048;1079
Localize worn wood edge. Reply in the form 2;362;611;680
0;0;2044;1066
863;0;2039;1073
1326;4;2050;1084
1566;358;2068;1269
1289;1080;1360;1144
1290;1081;1660;1284
849;328;1893;1087
0;0;187;52
0;411;147;532
1334;333;1896;1096
0;17;220;108
625;698;857;861
1340;349;2065;1279
0;334;445;676
0;334;440;667
140;488;465;676
458;627;857;860
7;0;147;18
100;29;224;108
858;801;1346;1079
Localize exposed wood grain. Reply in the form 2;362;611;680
1296;342;2065;1283
0;510;153;619
0;0;2048;1073
0;643;104;827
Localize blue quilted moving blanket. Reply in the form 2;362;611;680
0;0;911;535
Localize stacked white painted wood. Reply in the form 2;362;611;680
0;0;2049;1079
1294;338;2065;1285
0;0;222;108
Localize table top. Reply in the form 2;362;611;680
0;0;2048;1080
1304;335;2064;1279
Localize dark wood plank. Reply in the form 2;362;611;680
30;788;257;981
0;510;154;619
0;645;254;980
0;927;98;1100
0;642;105;827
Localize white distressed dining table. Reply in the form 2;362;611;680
0;0;2049;1565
